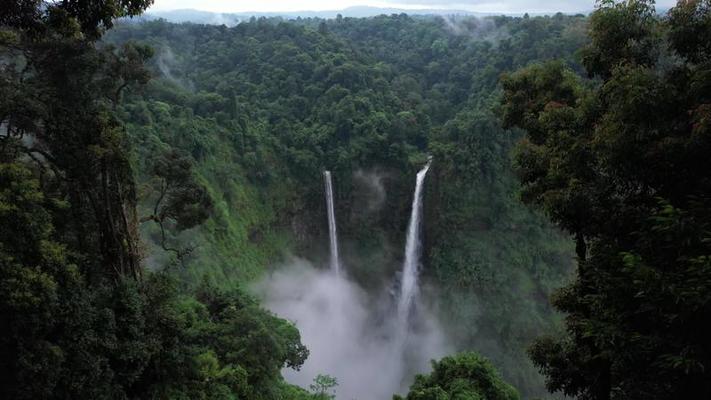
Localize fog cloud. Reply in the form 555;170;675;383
353;169;387;213
440;15;509;43
257;258;450;399
156;46;194;90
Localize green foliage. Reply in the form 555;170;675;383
0;200;308;399
141;148;213;263
310;374;338;399
581;0;659;78
103;11;588;397
0;0;153;39
148;149;212;232
395;353;520;400
667;0;711;63
1;2;308;399
143;280;308;400
1;10;160;279
0;4;594;399
501;1;711;398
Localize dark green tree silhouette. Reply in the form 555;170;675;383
501;1;711;399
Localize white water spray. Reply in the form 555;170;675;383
323;171;340;274
396;160;432;328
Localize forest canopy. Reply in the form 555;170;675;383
2;0;710;399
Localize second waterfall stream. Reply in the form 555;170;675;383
397;159;432;329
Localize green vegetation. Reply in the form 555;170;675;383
4;0;709;399
395;353;519;400
104;13;586;397
1;2;310;399
501;0;711;398
310;374;338;399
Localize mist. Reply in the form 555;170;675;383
156;46;194;90
353;168;388;213
439;16;510;43
257;258;451;399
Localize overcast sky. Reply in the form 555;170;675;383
150;0;678;14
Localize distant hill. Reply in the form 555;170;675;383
141;6;557;25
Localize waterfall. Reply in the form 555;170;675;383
396;160;432;328
323;171;341;274
266;163;449;400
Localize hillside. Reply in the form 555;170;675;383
106;13;587;397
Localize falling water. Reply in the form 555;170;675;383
323;171;341;274
264;162;449;400
396;159;432;328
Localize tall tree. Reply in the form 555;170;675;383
500;1;711;399
1;0;154;396
1;0;153;279
2;3;310;399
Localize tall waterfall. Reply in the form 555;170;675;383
266;162;449;400
396;160;432;327
323;171;341;274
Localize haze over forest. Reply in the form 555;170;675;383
1;1;710;400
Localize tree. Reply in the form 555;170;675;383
2;2;310;399
1;0;153;39
394;353;519;400
2;0;155;279
0;162;71;399
500;1;711;399
310;374;338;399
141;149;212;264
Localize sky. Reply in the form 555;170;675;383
149;0;678;14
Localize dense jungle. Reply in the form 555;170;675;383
2;1;710;399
